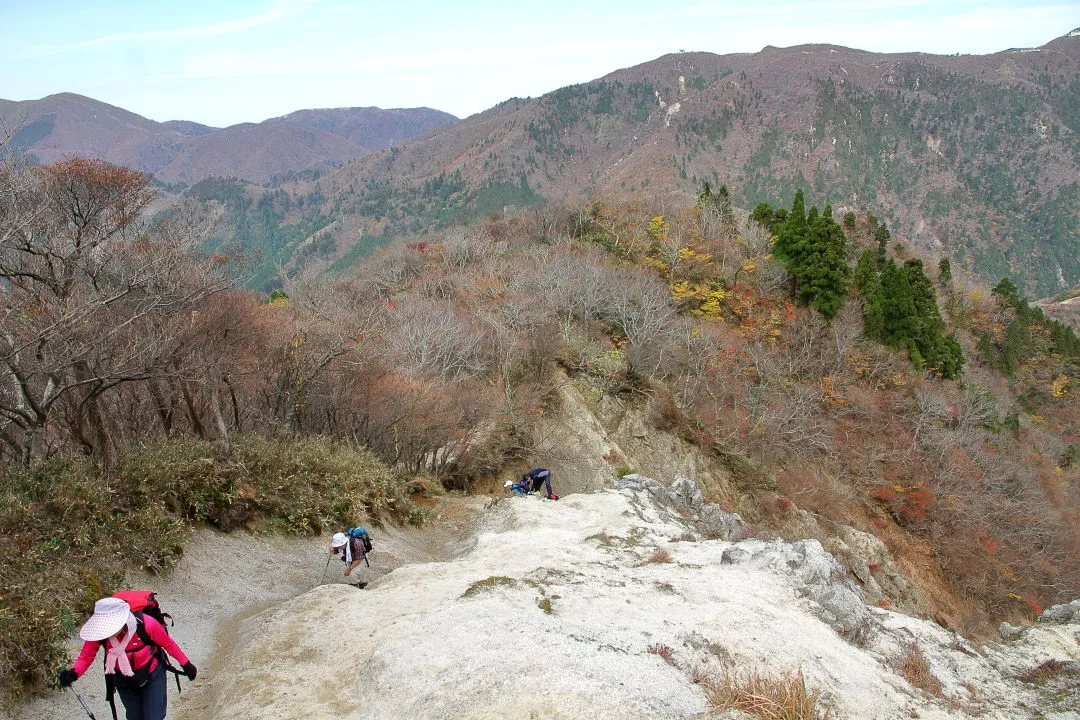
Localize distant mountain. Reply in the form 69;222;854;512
0;93;458;184
163;119;218;137
270;106;457;150
313;29;1080;296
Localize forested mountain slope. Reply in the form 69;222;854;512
308;28;1080;296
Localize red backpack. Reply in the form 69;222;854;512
111;591;173;630
100;591;184;720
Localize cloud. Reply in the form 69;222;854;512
33;0;319;55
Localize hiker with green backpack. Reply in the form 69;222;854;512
58;594;196;720
330;527;371;579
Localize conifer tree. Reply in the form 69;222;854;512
878;259;964;378
874;222;890;265
774;193;850;320
855;248;884;340
797;204;850;320
938;257;952;286
773;189;806;263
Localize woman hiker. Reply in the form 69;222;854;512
58;596;196;720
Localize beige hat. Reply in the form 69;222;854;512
331;532;348;548
79;597;134;642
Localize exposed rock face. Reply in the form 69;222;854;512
183;485;1080;719
1038;600;1080;624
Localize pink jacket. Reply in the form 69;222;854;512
72;615;189;678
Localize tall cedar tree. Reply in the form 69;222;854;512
773;191;849;320
854;248;885;340
879;259;965;378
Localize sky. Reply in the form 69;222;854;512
2;0;1078;127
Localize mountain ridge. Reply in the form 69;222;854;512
305;28;1079;296
0;92;458;184
3;28;1079;295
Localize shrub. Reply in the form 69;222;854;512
1015;659;1069;685
645;549;673;564
698;666;831;719
895;642;943;696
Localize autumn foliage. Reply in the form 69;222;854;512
2;152;1078;666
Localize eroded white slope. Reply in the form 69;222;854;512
194;484;1079;719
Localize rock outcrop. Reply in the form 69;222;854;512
182;482;1080;719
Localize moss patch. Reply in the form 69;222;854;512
461;576;518;598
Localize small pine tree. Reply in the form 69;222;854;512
938;257;952;286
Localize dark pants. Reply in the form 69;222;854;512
529;473;552;495
116;660;167;720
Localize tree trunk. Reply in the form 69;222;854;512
208;368;230;455
148;378;175;436
180;379;208;440
73;361;113;469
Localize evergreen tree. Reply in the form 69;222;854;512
874;222;890;266
938;257;952;286
855;249;884;340
798;204;850;320
751;201;774;229
992;277;1022;310
879;259;964;378
774;193;850;320
773;190;807;262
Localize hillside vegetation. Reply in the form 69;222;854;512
1;149;1077;696
296;30;1080;297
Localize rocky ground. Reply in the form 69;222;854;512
61;476;1072;720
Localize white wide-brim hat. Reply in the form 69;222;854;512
504;480;514;487
79;597;134;641
331;532;348;548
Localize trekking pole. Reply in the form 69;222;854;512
73;690;98;720
319;554;332;586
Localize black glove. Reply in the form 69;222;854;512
182;661;198;681
58;668;77;687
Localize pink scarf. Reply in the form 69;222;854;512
103;616;138;676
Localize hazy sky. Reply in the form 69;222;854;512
2;0;1078;127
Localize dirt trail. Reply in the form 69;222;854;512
8;494;489;720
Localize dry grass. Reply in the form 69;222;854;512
646;548;673;563
698;666;831;720
1015;659;1069;685
896;642;943;697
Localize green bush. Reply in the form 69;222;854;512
0;434;419;696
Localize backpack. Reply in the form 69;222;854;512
101;591;185;719
112;590;173;630
346;527;373;553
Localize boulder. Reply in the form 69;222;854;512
1037;602;1077;624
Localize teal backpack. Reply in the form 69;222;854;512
346;527;372;553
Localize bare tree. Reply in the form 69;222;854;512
0;157;229;463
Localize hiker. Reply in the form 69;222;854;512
331;530;369;578
58;596;196;720
504;479;530;496
522;468;557;499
